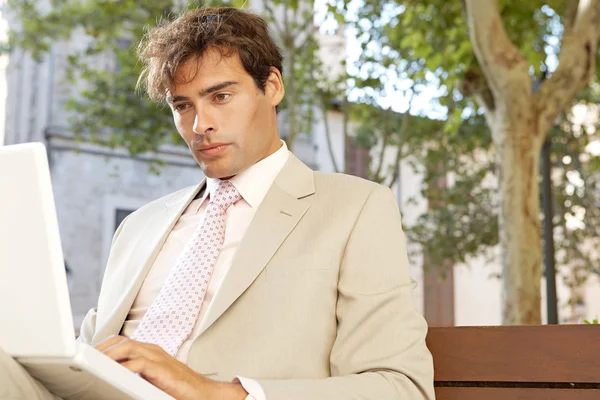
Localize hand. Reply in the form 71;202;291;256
95;335;248;400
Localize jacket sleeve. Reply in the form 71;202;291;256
255;185;435;399
77;214;131;345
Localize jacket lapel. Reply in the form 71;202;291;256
93;181;205;343
196;154;315;337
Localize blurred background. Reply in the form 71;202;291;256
1;0;600;329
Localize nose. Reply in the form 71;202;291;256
192;107;217;135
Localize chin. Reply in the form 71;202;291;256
200;164;240;180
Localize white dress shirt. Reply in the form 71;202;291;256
121;141;290;400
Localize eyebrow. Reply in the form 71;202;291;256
167;81;239;103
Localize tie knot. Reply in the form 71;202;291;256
210;180;241;211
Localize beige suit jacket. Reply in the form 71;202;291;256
79;154;435;399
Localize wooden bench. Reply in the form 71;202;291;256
426;325;600;399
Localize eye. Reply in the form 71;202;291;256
173;103;191;112
214;93;231;103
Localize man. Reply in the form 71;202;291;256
3;7;434;400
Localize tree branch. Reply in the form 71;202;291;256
567;242;600;278
373;126;391;183
320;93;340;173
291;0;299;25
563;0;581;38
387;112;410;188
387;88;417;188
567;146;600;239
293;13;316;50
283;0;290;33
463;0;530;107
535;0;600;135
263;2;285;40
343;97;350;174
459;66;496;113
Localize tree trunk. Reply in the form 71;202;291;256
286;47;298;151
465;0;600;325
493;114;544;325
343;97;350;174
320;94;340;173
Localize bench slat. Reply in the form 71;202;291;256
426;325;600;383
435;387;600;400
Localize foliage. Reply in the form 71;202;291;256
551;100;600;290
262;0;322;149
326;0;499;268
8;0;189;158
7;0;324;156
10;0;600;292
326;0;600;286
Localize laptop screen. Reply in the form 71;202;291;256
0;143;76;358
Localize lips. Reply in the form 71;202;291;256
193;142;230;157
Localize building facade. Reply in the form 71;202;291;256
2;1;598;329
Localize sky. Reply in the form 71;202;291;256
313;1;568;121
314;0;452;120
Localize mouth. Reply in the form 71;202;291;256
193;142;230;157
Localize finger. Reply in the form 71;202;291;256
119;356;167;385
119;356;154;377
101;337;143;362
102;338;164;363
94;335;127;352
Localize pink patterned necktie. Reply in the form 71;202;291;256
131;180;241;356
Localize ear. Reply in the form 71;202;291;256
265;67;285;107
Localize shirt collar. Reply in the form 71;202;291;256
199;140;289;209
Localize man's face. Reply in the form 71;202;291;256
167;50;284;179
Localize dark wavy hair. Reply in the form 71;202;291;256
137;7;284;103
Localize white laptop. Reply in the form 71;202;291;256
0;142;174;400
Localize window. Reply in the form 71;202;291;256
102;195;147;268
346;137;370;179
114;208;135;232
